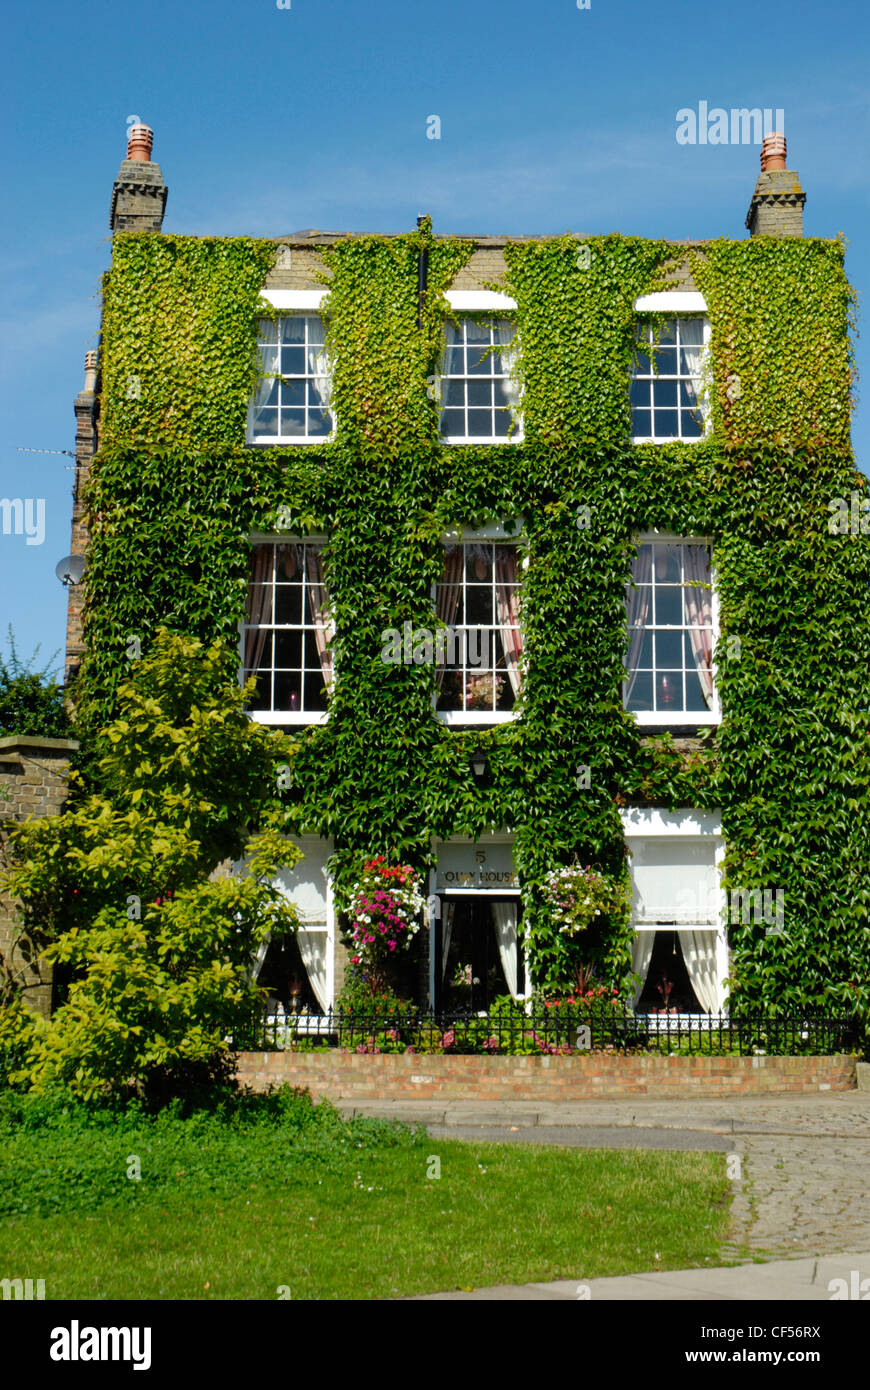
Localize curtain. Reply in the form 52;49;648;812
441;900;455;982
677;929;718;1014
252;934;270;981
495;547;523;697
435;545;465;688
683;544;714;708
494;319;521;409
306;318;331;410
625;544;653;704
490;901;519;1000
297;928;329;1012
244;545;273;684
252;329;279;432
631;931;656;1006
679;319;704;405
305;544;335;691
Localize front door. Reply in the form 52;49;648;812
434;896;523;1012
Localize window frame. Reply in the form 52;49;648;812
630;293;711;445
624;531;721;727
434;524;526;727
437;293;523;446
241;534;331;726
247;291;334;447
620;806;729;1015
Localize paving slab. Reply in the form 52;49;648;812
413;1251;870;1301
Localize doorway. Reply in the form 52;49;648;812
434;895;523;1013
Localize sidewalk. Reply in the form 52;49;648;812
412;1251;870;1301
336;1092;870;1297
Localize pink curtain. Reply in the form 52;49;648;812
244;545;273;679
495;547;523;697
625;544;653;704
435;545;465;688
683;544;714;708
305;545;335;691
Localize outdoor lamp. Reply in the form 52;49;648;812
470;742;488;782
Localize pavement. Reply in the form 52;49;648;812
335;1092;870;1300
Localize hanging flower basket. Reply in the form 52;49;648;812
348;857;425;997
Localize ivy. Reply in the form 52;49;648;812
75;227;870;1011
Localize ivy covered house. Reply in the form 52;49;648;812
64;125;870;1021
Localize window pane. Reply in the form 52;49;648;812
280;408;306;436
652;545;680;581
282;380;305;408
467;380;492;407
274;631;303;669
441;408;464;436
275;671;302;711
657;320;677;346
465;319;490;342
281;318;306;344
245;585;272;624
444;378;465;406
467;409;493;436
655;629;684;669
466;546;492;583
632;407;651;436
281;346;305;375
653;586;682;626
493;408;512;437
630;378;650;407
443;346;465;375
274;586;303;625
684;668;707;711
655;671;682;710
651;346;677;375
467;348;491;375
308;411;331;437
258;318;279;345
653;409;679;437
651;379;678;408
626;671;653;711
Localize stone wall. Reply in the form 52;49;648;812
0;736;79;1014
235;1049;856;1100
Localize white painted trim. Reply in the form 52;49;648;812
445;290;517;312
620;807;723;837
634;291;707;313
438;711;515;726
251;711;328;727
443;520;525;542
259;290;329;310
633;711;720;727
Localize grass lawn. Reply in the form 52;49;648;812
0;1091;731;1299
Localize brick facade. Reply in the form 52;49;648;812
745;170;806;236
235;1050;857;1100
0;736;79;1014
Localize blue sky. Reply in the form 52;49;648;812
1;0;867;675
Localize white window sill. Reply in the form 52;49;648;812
630;711;720;726
248;437;333;447
631;435;708;446
437;711;516;726
250;711;329;726
441;436;523;446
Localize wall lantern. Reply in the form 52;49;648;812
470;742;489;783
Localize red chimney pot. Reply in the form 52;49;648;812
126;124;154;162
760;133;787;172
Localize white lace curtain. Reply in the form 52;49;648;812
679;318;704;404
682;544;714;708
625;544;653;704
630;932;655;1005
297;929;330;1012
494;320;521;410
490;901;519;1000
495;547;523;697
677;929;719;1013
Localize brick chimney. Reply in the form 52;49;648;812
110;123;168;232
745;134;805;237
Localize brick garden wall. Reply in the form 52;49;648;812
235;1050;857;1100
0;736;79;1014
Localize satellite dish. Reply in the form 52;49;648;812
55;555;86;587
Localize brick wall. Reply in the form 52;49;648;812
0;736;79;1014
235;1049;856;1100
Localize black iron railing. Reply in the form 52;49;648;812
233;1005;865;1058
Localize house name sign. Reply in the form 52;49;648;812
435;843;519;891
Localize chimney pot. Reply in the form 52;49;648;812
126;124;154;162
84;351;98;393
760;132;787;172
